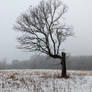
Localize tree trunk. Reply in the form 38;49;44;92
61;52;67;78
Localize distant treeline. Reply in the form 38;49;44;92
0;55;92;70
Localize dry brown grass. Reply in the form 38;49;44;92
0;70;92;92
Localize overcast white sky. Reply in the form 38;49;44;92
0;0;92;62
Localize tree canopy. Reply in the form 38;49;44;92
14;0;73;59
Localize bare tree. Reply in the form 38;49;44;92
14;0;73;78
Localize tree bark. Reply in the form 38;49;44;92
61;52;67;78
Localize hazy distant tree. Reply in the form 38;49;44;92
0;58;7;69
14;0;73;78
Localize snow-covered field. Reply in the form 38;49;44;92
0;69;92;92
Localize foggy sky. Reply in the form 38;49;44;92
0;0;92;62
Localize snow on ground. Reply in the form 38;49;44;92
0;69;92;92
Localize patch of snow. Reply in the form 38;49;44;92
0;70;92;92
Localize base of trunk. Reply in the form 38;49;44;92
61;75;69;79
58;74;69;79
61;71;69;78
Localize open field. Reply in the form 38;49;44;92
0;69;92;92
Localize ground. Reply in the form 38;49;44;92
0;69;92;92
